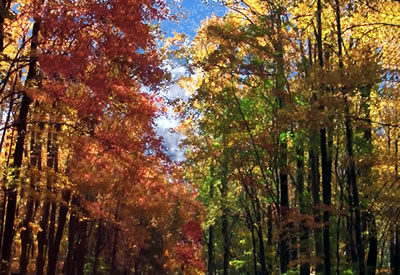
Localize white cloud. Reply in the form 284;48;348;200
155;63;189;162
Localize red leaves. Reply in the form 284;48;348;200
175;221;205;271
176;242;205;271
182;220;203;243
16;0;206;272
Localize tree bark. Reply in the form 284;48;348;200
47;190;71;275
76;219;88;275
222;213;229;275
249;221;258;275
220;148;230;275
366;213;377;275
65;199;78;275
207;166;215;275
315;0;332;273
111;227;118;273
110;203;120;273
272;7;289;274
20;125;43;274
298;144;310;275
0;0;10;52
92;219;103;275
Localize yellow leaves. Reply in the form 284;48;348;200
28;222;42;235
178;75;198;96
161;31;188;60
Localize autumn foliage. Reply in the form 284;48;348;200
0;0;204;274
177;0;400;274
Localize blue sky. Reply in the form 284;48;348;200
162;1;226;39
155;1;226;161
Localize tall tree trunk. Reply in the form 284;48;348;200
221;153;230;275
222;213;229;275
92;219;103;275
0;17;40;274
345;101;364;274
20;125;43;274
392;227;400;275
321;126;332;275
19;185;35;274
76;219;88;275
267;204;273;272
316;0;332;273
111;227;118;273
253;196;267;275
256;223;267;275
208;166;215;275
0;0;10;52
361;83;377;275
306;35;323;274
47;201;56;266
111;203;120;273
298;144;310;275
249;220;258;275
207;224;214;275
47;190;71;275
36;195;50;275
65;200;78;275
273;7;289;274
366;213;377;275
37;124;60;275
0;130;14;253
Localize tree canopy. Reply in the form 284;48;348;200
0;0;400;274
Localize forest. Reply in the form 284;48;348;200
0;0;399;274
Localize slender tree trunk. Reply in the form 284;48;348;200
392;227;400;275
221;152;229;275
267;204;273;246
65;200;78;275
19;187;35;274
76;219;88;275
208;166;215;275
321;127;332;275
0;133;13;253
361;84;377;275
222;213;229;275
250;221;258;275
345;101;365;274
207;225;214;275
267;204;273;272
36;196;50;275
47;201;56;264
111;227;118;273
310;122;323;274
47;190;71;275
0;0;9;52
0;94;15;154
111;203;120;273
20;126;43;274
298;144;310;275
256;223;267;275
366;213;377;275
0;187;6;252
252;196;267;274
92;219;103;275
37;124;59;275
316;0;332;273
306;44;320;273
272;8;289;273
